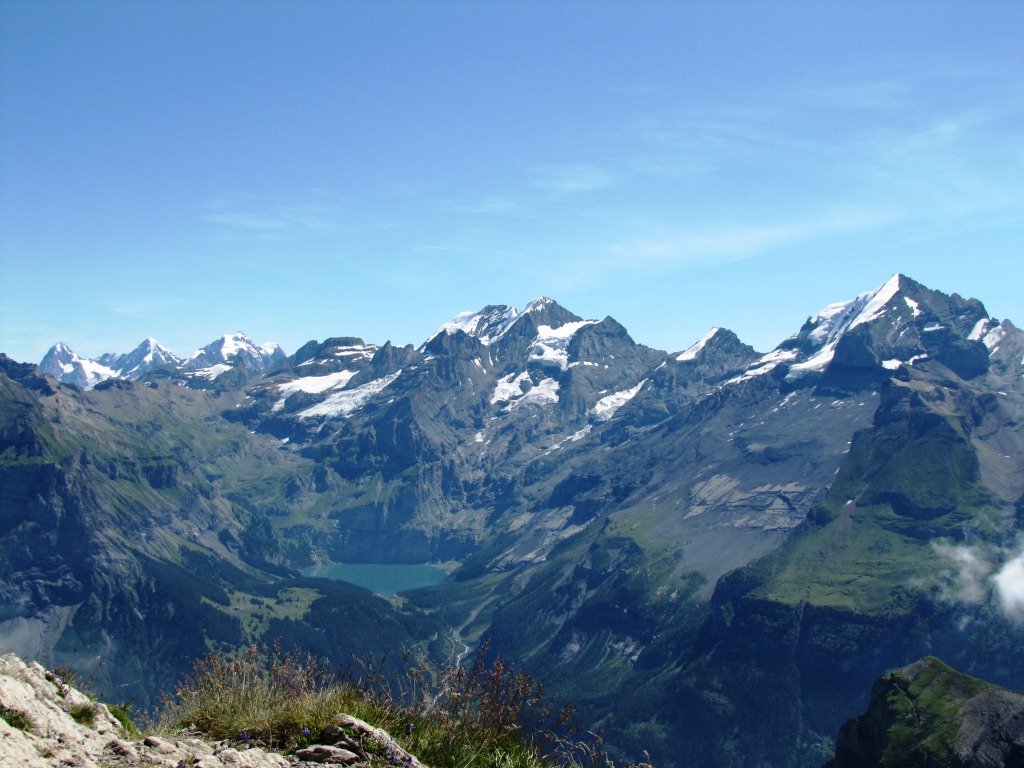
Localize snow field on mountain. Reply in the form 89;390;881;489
297;370;402;419
503;377;559;411
491;371;532;404
272;370;359;412
528;321;597;370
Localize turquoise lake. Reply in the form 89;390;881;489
302;562;448;596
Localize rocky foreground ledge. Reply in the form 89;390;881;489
0;654;427;767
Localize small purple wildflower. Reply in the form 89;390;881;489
303;726;311;736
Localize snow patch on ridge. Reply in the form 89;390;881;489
983;323;1008;351
545;424;593;453
331;344;377;361
678;328;720;362
786;343;838;379
849;273;903;330
593;380;646;420
728;349;798;384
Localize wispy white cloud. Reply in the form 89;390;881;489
205;212;289;231
529;163;616;195
446;163;615;219
994;551;1024;620
933;540;1024;623
605;210;899;269
797;79;911;110
933;541;993;606
203;196;345;241
451;195;521;215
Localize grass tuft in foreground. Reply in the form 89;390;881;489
1;704;35;733
157;643;652;768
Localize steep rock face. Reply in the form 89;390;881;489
825;657;1024;768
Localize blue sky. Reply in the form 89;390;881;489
2;1;1022;364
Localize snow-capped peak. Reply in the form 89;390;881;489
428;296;586;350
179;332;286;378
39;342;83;376
523;296;555;314
39;342;119;390
804;274;903;347
779;274;907;380
678;328;721;362
105;338;182;378
431;305;521;346
209;332;254;360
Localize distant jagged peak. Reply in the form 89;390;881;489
673;328;756;373
40;340;82;372
185;332;285;369
49;340;76;357
518;296;583;329
429;296;586;348
39;341;118;390
523;296;555;314
430;304;521;347
128;336;178;360
797;273;989;351
188;331;255;360
105;337;181;374
800;273;907;348
724;274;995;386
290;337;379;368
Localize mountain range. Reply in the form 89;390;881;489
38;333;287;390
3;274;1024;767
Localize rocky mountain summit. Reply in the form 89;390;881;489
5;274;1024;767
